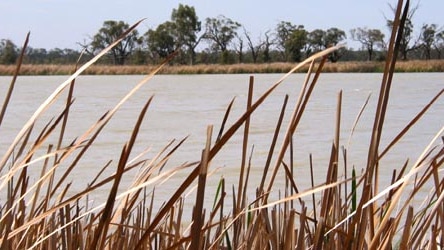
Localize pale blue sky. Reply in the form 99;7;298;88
0;0;442;50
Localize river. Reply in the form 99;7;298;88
0;73;443;206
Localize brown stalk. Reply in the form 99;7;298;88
265;56;327;198
320;91;342;227
0;32;29;127
379;88;444;160
285;209;296;250
313;217;325;250
232;77;254;248
297;206;307;250
90;91;153;249
399;206;414;250
281;161;302;204
347;92;371;149
247;93;288;244
236;76;254;214
258;94;288;192
55;52;85;163
190;125;212;250
365;0;407;188
216;97;235;143
309;154;317;226
356;0;408;248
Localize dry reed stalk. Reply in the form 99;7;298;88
190;125;212;250
2;2;443;248
232;76;254;248
258;94;288;192
264;56;327;204
0;32;29;126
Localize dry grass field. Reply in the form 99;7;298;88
0;59;443;75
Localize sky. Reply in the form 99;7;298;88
0;0;442;50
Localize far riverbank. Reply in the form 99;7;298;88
0;60;443;75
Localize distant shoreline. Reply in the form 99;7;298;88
0;60;443;75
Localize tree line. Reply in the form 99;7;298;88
1;3;443;65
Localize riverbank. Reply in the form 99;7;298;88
0;59;443;75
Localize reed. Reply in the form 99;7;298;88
1;0;443;249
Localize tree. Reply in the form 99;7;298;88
0;39;18;64
324;28;346;62
91;20;141;65
387;18;416;60
262;30;273;63
234;32;244;63
244;28;264;63
275;21;297;61
24;47;47;64
145;21;177;60
286;26;308;62
418;24;437;59
350;27;385;61
171;4;202;65
203;15;241;64
307;29;326;54
386;2;420;60
306;28;346;62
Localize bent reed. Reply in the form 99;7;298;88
1;1;443;249
0;59;443;75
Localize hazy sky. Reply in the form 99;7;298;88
0;0;442;50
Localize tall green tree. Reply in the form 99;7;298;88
286;26;308;62
0;39;18;64
275;21;297;61
324;28;346;62
418;24;437;59
91;20;141;65
350;27;385;60
171;4;202;65
306;28;346;61
145;21;177;60
203;15;241;64
307;29;326;54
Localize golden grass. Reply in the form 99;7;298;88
1;1;444;249
0;59;443;75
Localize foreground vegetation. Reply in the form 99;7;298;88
0;59;444;75
1;1;443;249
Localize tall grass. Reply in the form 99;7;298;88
1;0;443;249
1;60;444;75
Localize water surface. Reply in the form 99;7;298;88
0;73;442;205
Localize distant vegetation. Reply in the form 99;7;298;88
0;2;443;68
1;60;444;75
